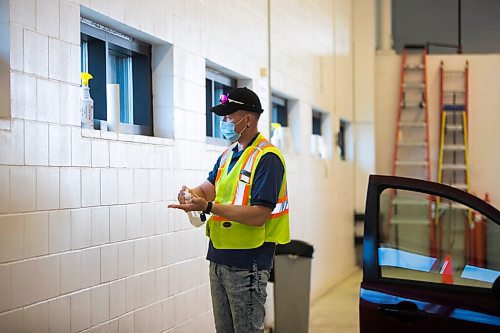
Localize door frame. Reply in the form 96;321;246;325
363;175;500;280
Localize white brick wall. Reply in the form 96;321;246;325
48;210;71;253
10;166;36;212
49;124;72;166
61;251;82;293
0;215;24;262
23;211;49;257
24;29;48;77
25;120;48;165
10;72;36;120
49;296;71;332
36;166;59;210
1;0;355;331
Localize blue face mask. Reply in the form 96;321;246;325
220;116;248;142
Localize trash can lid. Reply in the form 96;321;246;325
275;239;314;258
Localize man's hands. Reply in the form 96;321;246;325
169;185;209;212
168;183;271;227
168;196;208;212
176;185;190;204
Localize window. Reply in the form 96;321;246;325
270;95;292;152
337;119;348;160
379;188;500;289
311;109;328;159
272;95;288;127
80;17;153;135
312;110;322;135
205;69;236;139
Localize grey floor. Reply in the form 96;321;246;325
309;269;362;333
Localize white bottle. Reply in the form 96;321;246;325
183;190;206;227
80;72;94;129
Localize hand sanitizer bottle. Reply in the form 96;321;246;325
80;72;94;129
183;190;205;227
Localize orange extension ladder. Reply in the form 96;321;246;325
387;45;434;256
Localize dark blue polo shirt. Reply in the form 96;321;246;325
206;133;285;269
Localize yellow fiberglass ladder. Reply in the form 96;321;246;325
437;61;470;192
387;45;434;256
436;61;471;264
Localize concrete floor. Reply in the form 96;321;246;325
309;269;362;333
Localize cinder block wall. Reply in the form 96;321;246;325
0;0;356;331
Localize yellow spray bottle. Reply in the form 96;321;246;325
80;72;94;129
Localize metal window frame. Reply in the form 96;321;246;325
271;95;288;127
312;110;323;136
80;17;153;136
206;68;236;140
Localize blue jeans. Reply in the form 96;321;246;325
209;262;271;333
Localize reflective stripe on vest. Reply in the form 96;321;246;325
233;138;272;206
215;143;236;185
272;196;289;217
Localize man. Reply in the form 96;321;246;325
168;87;290;333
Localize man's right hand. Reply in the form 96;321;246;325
177;185;188;204
175;181;216;205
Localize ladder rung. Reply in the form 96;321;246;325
402;102;425;109
443;144;466;151
398;141;427;147
451;202;469;210
399;122;426;128
445;124;463;131
451;183;468;190
391;218;430;226
403;83;425;89
393;198;430;206
404;65;424;70
440;182;468;191
439;202;470;210
443;90;465;94
443;104;466;111
396;160;428;166
443;70;465;76
442;164;467;170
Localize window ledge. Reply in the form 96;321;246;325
0;118;11;131
205;136;231;150
81;128;174;146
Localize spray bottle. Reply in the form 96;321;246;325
183;189;207;227
80;72;94;129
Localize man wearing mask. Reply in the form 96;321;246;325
169;87;290;333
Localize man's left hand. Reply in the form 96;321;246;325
168;197;208;212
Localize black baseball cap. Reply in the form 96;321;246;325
210;87;264;116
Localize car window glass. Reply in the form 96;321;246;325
378;189;500;289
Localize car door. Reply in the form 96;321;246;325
360;175;500;333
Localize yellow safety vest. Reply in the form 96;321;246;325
207;133;290;249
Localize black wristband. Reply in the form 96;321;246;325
204;201;213;214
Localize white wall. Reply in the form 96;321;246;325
375;53;500;209
0;0;357;331
353;0;376;212
271;0;357;299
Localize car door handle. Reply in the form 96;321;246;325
378;301;428;323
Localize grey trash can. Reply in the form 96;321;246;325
269;240;314;333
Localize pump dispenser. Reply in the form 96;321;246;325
183;190;206;227
80;72;94;129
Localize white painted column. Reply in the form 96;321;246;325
379;0;394;53
353;0;376;212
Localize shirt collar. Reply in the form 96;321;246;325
232;132;260;153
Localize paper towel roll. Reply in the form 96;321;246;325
107;84;120;132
